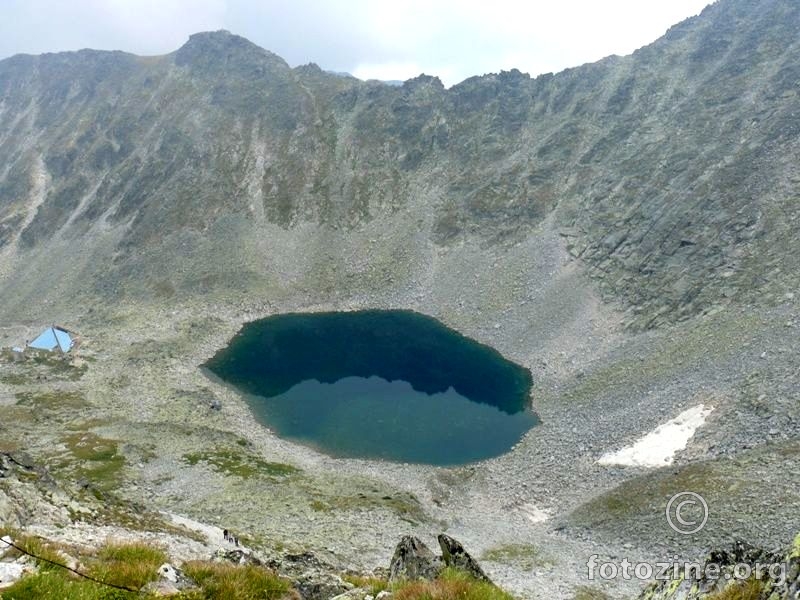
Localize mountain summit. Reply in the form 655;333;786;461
173;29;290;72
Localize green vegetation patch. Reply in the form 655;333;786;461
569;440;800;542
343;574;389;596
573;585;612;600
182;448;299;480
482;543;553;569
89;542;168;590
2;534;67;573
0;405;37;426
15;390;88;411
0;437;21;453
0;353;87;386
1;540;167;599
0;572;122;600
55;432;126;491
66;418;111;431
29;353;88;380
570;460;725;526
65;432;121;463
392;568;515;600
0;539;521;600
707;578;765;600
0;373;29;385
181;560;292;600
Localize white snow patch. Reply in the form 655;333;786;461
519;503;550;523
598;404;714;468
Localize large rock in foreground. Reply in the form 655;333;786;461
389;534;491;584
437;534;491;584
388;536;443;582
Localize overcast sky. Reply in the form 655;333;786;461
0;0;712;86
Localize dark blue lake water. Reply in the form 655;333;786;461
205;310;537;465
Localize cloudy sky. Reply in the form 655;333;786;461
0;0;712;86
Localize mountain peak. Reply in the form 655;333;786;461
173;30;288;71
182;29;243;47
182;29;250;47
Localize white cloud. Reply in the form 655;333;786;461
0;0;713;85
315;0;711;86
86;0;228;55
0;0;227;57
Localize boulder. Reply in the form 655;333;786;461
150;563;195;593
214;547;263;566
329;589;366;600
437;534;491;583
142;580;182;597
157;563;180;583
267;550;331;577
7;452;35;470
266;551;350;600
294;572;351;600
388;536;443;582
330;586;393;600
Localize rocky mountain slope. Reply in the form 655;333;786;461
0;0;797;329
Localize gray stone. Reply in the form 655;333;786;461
388;536;443;582
0;493;18;530
158;563;179;583
142;580;182;597
295;572;350;600
330;590;366;600
153;563;196;592
8;452;35;470
214;548;262;566
437;534;491;583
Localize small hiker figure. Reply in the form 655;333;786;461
223;529;229;542
234;537;239;547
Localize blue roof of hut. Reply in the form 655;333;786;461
28;326;74;353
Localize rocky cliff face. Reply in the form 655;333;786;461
636;537;800;600
0;0;798;329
